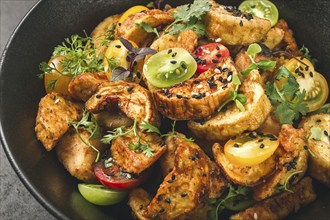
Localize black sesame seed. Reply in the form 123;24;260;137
159;208;165;213
157;195;163;201
170;60;177;64
201;59;206;65
181;63;187;69
194;79;200;84
165;198;171;203
222;68;228;72
126;55;131;62
222;84;228;89
316;119;322;123
172;52;177;57
258;139;263;142
96;94;101;98
259;143;265;149
189;156;196;161
115;45;121;48
216;54;222;58
257;131;264;137
324;130;329;136
309;72;313;77
234;143;239;148
127;86;134;92
249;133;257;139
168;49;172;54
192;93;203;99
212;59;219;63
181;192;187;197
239;20;243;26
216;45;220;50
195;152;200;159
304;145;308;150
176;94;183;99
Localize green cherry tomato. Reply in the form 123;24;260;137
239;0;279;26
78;184;127;206
143;48;197;88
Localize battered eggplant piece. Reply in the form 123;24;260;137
116;9;174;47
85;81;160;126
111;129;166;174
153;57;237;120
231;177;316;220
68;72;108;102
204;1;271;46
56;127;105;183
188;72;272;141
35;92;83;151
253;125;308;201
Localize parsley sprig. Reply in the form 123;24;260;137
241;43;276;76
101;119;157;157
69;110;101;162
164;0;211;37
207;184;254;220
266;66;309;124
135;22;160;37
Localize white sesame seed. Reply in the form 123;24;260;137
253;213;258;220
214;68;221;74
196;84;203;89
215;38;222;42
54;98;60;104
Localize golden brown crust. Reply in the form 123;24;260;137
35;92;83;151
231;177;316;220
68;72;108;102
212;143;277;186
56;127;105;183
274;19;298;53
111;129;166;174
143;137;210;219
153;58;237;120
299;113;330;187
204;3;272;45
85;81;160;126
188;72;272;141
116;9;174;47
129;188;153;220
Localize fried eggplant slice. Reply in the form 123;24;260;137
111;129;166;174
204;1;271;46
68;72;108;102
212;143;277;187
252;125;308;201
299;113;330;187
91;14;120;55
143;137;210;219
56;127;105;183
35;92;83;151
85;81;160;126
116;9;174;47
231;177;316;220
153;58;237;120
160;134;227;199
188;72;272;141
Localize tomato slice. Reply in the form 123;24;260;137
93;158;150;190
239;0;279;26
192;43;230;74
278;57;329;112
44;56;72;95
78;184;127;206
224;132;279;166
143;48;197;88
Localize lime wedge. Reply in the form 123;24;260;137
78;184;127;206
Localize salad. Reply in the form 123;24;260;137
35;0;329;219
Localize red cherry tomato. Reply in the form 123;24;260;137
93;159;150;190
193;43;230;74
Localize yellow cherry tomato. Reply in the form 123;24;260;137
118;5;149;25
277;57;329;112
104;39;142;82
224;132;280;166
44;56;72;95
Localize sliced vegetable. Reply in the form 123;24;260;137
93;158;150;190
44;56;72;95
239;0;279;26
78;184;127;206
118;5;149;25
277;57;329;112
143;48;197;88
224;132;279;166
193;43;230;74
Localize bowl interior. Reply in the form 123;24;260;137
0;0;329;219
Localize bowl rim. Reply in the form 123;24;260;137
0;0;66;219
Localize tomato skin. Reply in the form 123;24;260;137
193;43;230;74
93;160;150;190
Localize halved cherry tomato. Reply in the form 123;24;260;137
277;57;329;112
104;39;142;82
239;0;279;26
224;132;279;166
44;56;72;95
93;158;150;190
143;48;197;88
192;43;230;74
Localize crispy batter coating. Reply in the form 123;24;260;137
299;113;330;187
68;72;108;102
231;177;316;220
35;92;83;151
56;127;105;183
275;19;299;53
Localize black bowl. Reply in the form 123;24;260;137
0;0;329;219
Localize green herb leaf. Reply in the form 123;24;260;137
256;59;276;70
135;22;159;37
140;121;161;134
311;127;322;140
241;63;258;75
232;74;241;85
246;43;262;59
299;45;318;66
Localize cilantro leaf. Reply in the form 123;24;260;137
140;121;161;135
135;22;159;37
241;63;258;75
246;43;262;59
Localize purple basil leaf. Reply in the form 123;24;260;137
111;67;130;81
118;37;133;51
136;47;157;56
134;54;147;62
